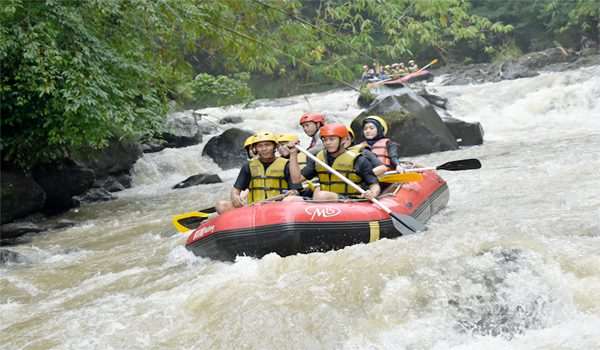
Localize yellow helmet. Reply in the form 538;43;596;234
277;133;299;143
346;126;355;141
252;131;279;145
243;134;257;149
363;115;389;136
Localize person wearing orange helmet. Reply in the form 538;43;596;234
288;123;380;201
299;112;326;154
216;131;302;213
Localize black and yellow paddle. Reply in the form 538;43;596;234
172;207;216;233
378;172;423;183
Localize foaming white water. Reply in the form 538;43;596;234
435;65;600;141
1;65;599;349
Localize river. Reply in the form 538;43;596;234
1;65;599;349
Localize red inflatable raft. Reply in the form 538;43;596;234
383;69;434;87
185;171;449;261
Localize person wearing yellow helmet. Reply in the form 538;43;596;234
287;123;380;201
243;134;257;159
361;115;406;173
215;131;302;214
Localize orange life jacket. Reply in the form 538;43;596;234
362;138;391;166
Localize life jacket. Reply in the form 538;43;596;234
297;151;307;169
362;138;391;166
316;150;362;196
248;157;289;204
348;143;368;153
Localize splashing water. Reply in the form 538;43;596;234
1;66;599;349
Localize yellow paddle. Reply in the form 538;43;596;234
378;172;423;183
172;211;211;233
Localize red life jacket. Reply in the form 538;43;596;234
362;138;391;166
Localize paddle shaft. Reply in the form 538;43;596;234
415;58;438;73
384;167;435;175
295;146;393;215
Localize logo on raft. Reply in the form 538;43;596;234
192;225;215;241
304;206;342;221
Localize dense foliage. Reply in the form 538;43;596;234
1;0;598;167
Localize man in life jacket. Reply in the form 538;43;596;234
299;112;326;154
288;123;380;201
344;126;388;177
216;131;302;213
361;116;406;173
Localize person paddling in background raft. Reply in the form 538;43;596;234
299;112;326;154
361;116;411;173
215;131;302;214
287;123;380;201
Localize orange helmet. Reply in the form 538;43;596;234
299;112;325;125
319;123;348;139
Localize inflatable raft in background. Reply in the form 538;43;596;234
185;170;448;261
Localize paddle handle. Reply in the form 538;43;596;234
295;146;392;215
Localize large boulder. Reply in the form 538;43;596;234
74;137;142;178
202;128;253;170
32;159;95;213
351;89;458;156
162;111;204;148
443;116;484;146
1;165;46;224
172;173;223;189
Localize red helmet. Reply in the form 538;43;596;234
299;113;325;125
319;123;348;139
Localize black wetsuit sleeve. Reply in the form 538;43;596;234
233;163;251;190
301;158;317;179
387;141;402;167
354;156;379;185
284;163;303;190
362;149;383;166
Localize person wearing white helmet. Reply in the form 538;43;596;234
216;131;302;213
408;59;418;73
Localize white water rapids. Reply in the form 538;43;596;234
2;65;599;349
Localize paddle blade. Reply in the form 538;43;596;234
378;172;424;183
437;159;481;171
172;212;210;233
390;212;426;235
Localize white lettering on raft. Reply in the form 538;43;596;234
304;206;342;221
193;225;214;241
